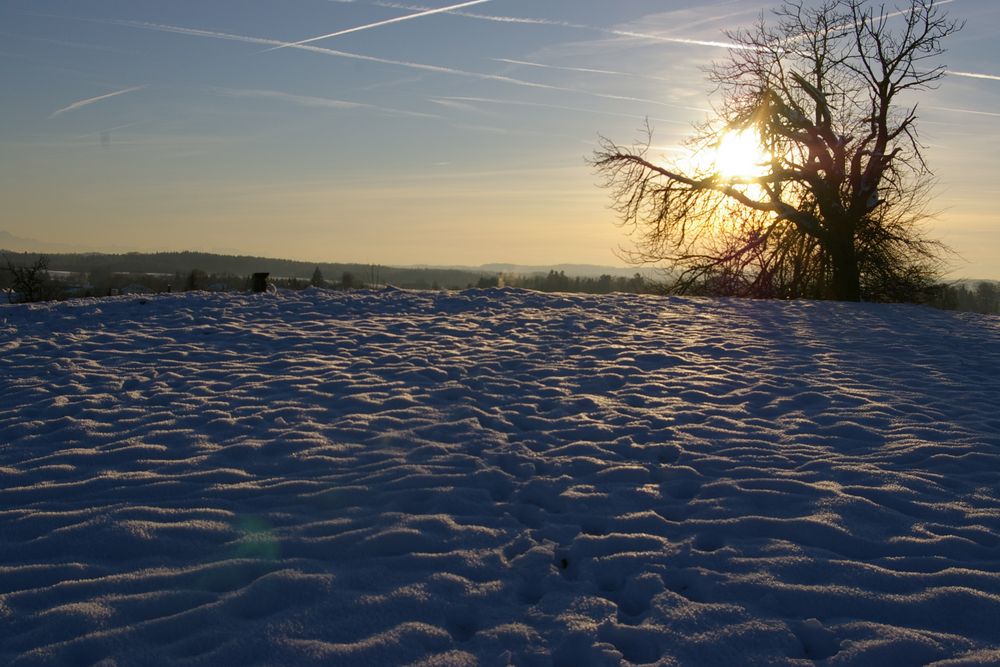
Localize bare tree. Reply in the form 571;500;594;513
593;0;960;301
4;255;60;303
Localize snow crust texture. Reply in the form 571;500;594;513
2;288;1000;666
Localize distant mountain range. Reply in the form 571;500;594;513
0;230;93;254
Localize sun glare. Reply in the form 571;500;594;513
713;129;770;181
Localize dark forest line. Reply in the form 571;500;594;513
1;248;996;314
0;249;492;289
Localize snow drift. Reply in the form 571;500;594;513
1;288;999;665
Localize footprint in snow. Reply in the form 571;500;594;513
793;618;840;660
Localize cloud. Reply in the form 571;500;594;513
0;30;132;54
218;88;360;109
821;0;958;33
427;98;487;113
214;87;441;118
77;119;153;138
929;105;1000;118
49;85;145;118
372;1;750;49
493;58;672;83
105;20;691;110
429;95;692;125
268;0;492;51
102;20;281;48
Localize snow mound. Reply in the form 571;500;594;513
2;289;999;665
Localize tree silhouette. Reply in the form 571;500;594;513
4;255;59;303
593;0;960;301
184;269;207;291
311;266;325;287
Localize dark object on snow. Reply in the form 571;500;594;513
252;272;270;293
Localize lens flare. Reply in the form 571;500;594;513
713;129;770;180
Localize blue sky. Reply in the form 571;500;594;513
1;0;998;277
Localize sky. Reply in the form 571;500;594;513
1;0;998;277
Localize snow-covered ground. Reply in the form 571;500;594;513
2;288;999;666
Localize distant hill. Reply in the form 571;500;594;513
0;230;92;254
0;249;499;290
443;263;663;279
0;246;663;286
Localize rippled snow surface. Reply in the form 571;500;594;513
2;288;1000;665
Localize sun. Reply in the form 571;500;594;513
712;129;771;181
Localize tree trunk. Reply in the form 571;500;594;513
828;230;861;301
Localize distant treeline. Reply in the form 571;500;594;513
1;249;996;314
477;270;652;294
0;249;496;292
925;281;1000;315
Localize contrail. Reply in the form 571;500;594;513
215;87;441;118
265;0;492;51
430;95;694;124
427;98;484;113
50;85;145;118
0;30;131;54
220;88;363;109
786;0;958;48
495;58;626;77
373;1;751;49
493;58;673;83
103;20;281;47
948;70;1000;82
929;105;1000;118
105;20;690;110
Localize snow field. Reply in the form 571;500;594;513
1;288;999;665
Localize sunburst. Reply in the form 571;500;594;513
712;129;771;181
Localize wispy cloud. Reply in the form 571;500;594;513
0;30;132;54
100;19;289;48
493;58;672;83
886;0;958;18
219;88;360;109
78;119;153;138
49;85;145;118
267;0;491;51
430;96;691;125
215;87;440;118
814;0;959;43
930;105;1000;118
427;98;486;113
948;70;1000;82
372;1;750;49
104;20;691;110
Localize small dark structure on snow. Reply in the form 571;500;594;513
251;272;269;293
